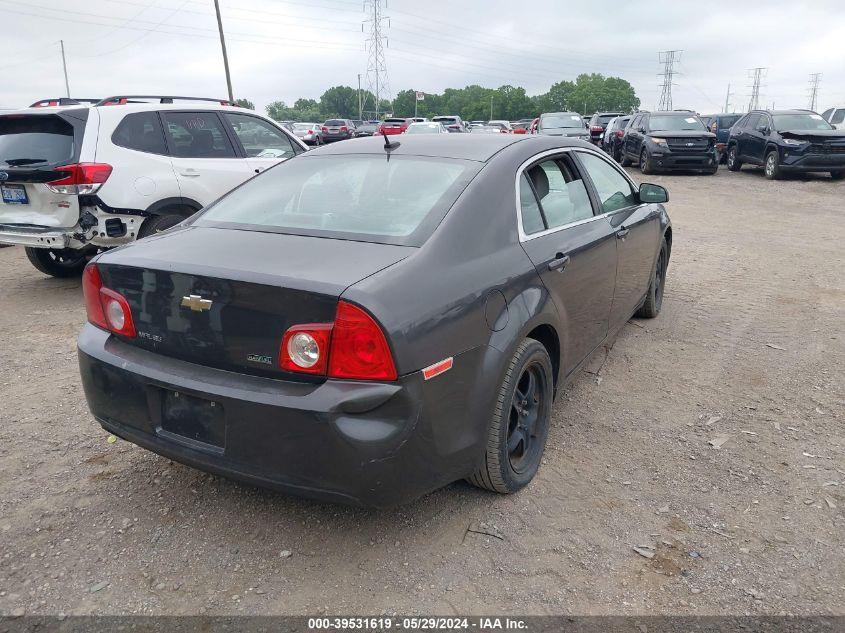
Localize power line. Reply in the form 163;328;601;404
747;67;767;111
363;0;389;118
657;50;681;111
808;73;821;111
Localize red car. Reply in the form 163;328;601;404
378;117;413;135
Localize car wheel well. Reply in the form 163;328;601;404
664;226;673;258
526;324;560;389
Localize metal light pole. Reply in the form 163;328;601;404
213;0;234;102
60;40;70;98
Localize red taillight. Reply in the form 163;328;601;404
82;265;107;330
279;324;332;375
615;130;624;138
278;301;397;381
340;126;348;132
307;129;314;134
322;126;328;133
329;301;396;380
83;264;136;337
591;126;603;132
47;163;112;195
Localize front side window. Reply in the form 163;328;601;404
577;152;637;214
195;155;480;246
225;113;296;159
744;114;761;130
162;112;235;158
524;157;594;229
832;109;845;125
112;112;166;154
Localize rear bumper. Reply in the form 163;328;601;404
77;325;497;507
0;224;70;248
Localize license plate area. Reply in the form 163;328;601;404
1;184;29;205
158;390;225;450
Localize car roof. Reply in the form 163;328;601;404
304;134;593;162
13;101;244;116
754;109;818;115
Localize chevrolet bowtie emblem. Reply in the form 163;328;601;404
181;294;212;312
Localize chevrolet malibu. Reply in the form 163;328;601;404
77;135;672;507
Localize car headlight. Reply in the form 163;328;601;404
650;137;668;146
783;138;805;146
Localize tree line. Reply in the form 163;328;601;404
247;73;640;123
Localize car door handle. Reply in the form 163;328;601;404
617;227;630;239
547;254;570;271
179;169;200;177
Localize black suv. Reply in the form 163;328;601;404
587;112;624;145
726;110;845;180
620;111;717;175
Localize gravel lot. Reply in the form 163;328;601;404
0;166;843;617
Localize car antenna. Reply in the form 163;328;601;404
382;129;400;151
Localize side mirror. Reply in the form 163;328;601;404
638;127;646;133
639;183;668;204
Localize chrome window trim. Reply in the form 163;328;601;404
515;146;640;243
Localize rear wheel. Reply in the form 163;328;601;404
468;339;553;494
764;150;782;180
830;171;844;180
639;148;653;175
25;247;91;277
636;238;669;318
620;147;632;166
138;212;186;239
727;145;742;171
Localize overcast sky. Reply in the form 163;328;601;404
2;0;844;115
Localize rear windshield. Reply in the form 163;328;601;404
324;119;346;126
293;123;315;131
773;114;833;131
718;115;741;128
0;115;76;168
194;155;481;246
595;115;619;125
542;114;584;129
434;117;458;124
384;118;406;124
649;115;706;131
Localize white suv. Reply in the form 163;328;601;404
0;95;307;277
820;105;845;130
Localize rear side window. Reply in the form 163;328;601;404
224;113;297;159
111;112;166;154
577;152;637;213
162;112;235;158
524;157;594;229
519;173;545;235
0;115;75;167
719;115;741;129
195;155;480;246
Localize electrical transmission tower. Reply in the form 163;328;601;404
363;0;390;119
747;67;767;111
808;73;821;111
657;50;681;111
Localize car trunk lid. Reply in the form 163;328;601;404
96;226;414;379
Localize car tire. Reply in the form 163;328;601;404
636;238;669;319
138;212;186;239
705;164;718;175
830;171;844;180
467;338;553;494
620;149;632;167
726;145;742;171
24;247;92;278
639;148;653;175
764;150;782;180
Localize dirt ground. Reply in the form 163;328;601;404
0;166;843;617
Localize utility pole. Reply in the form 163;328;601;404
808;73;821;111
363;0;390;120
213;0;234;102
657;50;681;111
490;94;494;120
747;67;766;112
723;83;733;113
60;40;70;98
357;74;363;121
